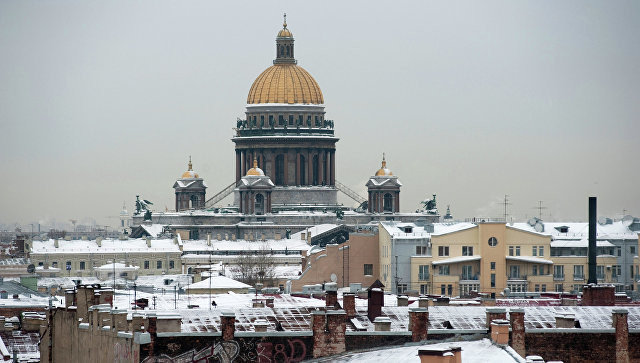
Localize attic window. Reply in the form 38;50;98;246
555;226;569;233
404;226;413;233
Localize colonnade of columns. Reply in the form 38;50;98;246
238;190;272;215
368;190;400;213
236;148;335;187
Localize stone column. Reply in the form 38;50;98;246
266;192;271;213
395;191;400;213
368;191;372;213
236;150;241;182
284;152;289;186
241;150;247;177
272;151;277;183
250;192;255;215
613;308;629;363
509;308;525;358
296;152;301;185
330;150;335;185
238;192;243;213
307;149;312;186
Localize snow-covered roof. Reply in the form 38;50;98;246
550;239;615;248
291;224;340;239
334;339;524;363
185;276;251;291
432;222;477;236
95;263;140;271
182;239;310;252
511;221;639;240
432;255;481;265
380;222;431;239
30;238;181;254
505;256;553;265
140;224;165;238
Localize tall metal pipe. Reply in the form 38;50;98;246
587;197;597;284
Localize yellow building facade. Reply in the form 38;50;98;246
410;222;622;297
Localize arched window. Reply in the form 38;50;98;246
286;45;290;56
190;195;198;209
255;194;264;215
312;155;319;185
299;155;306;185
275;155;285;185
280;46;284;56
383;193;393;212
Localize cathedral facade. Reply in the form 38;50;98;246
232;18;339;211
139;18;439;240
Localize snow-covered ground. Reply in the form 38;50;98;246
322;339;524;362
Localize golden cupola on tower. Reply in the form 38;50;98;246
375;155;393;176
181;157;200;179
246;15;324;105
246;159;265;176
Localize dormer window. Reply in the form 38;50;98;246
555;226;569;233
404;226;413;233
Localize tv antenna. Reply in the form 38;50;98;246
499;195;511;222
533;201;547;220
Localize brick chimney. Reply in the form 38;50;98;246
368;288;384;322
490;319;510;345
409;307;429;342
485;307;506;329
220;311;235;341
509;308;525;358
342;293;356;318
311;310;346;358
613;308;629;363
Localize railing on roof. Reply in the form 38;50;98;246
234;126;335;138
464;217;506;223
334;180;367;205
204;181;237;208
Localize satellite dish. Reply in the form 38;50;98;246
622;215;634;227
330;273;337;283
598;216;608;225
27;264;35;274
528;218;538;227
534;222;544;233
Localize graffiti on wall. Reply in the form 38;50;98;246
114;342;135;363
256;339;307;363
141;341;239;363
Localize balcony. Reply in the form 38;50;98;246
508;274;527;281
553;274;565;281
460;274;479;281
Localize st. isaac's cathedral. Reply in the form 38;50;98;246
132;18;438;241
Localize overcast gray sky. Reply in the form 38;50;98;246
1;1;639;228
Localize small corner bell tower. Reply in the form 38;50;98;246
366;154;402;213
173;157;207;211
274;13;296;64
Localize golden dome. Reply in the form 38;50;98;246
246;159;265;176
181;157;199;178
375;155;393;176
247;64;324;104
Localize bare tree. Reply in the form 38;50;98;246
229;243;276;287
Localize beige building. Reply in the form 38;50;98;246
289;225;379;291
27;238;183;278
409;222;622;297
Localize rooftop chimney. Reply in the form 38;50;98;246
587;197;597;284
